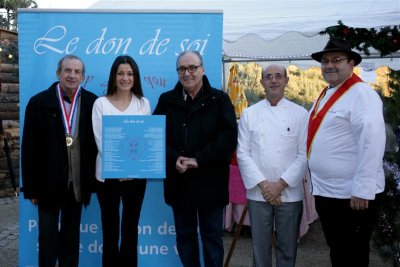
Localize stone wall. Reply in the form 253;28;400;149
0;49;19;193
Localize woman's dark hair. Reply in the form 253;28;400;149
106;55;144;98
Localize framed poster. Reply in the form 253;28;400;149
102;115;165;179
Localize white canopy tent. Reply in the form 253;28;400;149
223;32;400;71
90;0;400;69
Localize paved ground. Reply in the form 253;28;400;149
223;222;391;267
0;196;392;267
0;196;19;267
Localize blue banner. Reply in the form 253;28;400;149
18;9;222;267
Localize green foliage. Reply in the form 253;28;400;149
229;63;327;110
0;0;37;31
383;70;400;130
243;88;261;106
320;20;400;57
0;0;37;63
373;153;400;266
0;37;18;63
285;67;325;110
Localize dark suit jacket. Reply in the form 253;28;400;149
21;82;98;207
153;76;238;208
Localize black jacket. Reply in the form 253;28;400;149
153;76;237;208
21;82;98;207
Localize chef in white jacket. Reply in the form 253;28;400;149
237;64;308;267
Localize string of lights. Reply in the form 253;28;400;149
0;37;18;64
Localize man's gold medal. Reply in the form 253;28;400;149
66;136;73;147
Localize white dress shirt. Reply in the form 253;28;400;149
237;98;308;202
92;95;151;182
308;81;386;200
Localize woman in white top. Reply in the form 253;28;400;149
92;55;151;267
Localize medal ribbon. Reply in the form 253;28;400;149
307;73;363;159
56;84;81;138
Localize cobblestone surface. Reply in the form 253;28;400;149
0;197;19;249
0;196;19;267
0;196;19;205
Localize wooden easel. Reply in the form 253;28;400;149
223;204;248;267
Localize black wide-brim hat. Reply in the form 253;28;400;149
311;37;362;66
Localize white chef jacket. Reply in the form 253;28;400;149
237;98;308;202
308;81;385;200
92;95;151;182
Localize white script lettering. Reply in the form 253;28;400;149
34;25;79;54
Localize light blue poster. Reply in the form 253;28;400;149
102;115;166;179
18;9;222;267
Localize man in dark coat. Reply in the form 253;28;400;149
153;51;237;267
21;55;98;267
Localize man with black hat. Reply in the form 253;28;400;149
307;38;386;267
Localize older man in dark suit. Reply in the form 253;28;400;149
21;55;97;267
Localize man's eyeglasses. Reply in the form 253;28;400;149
176;64;202;74
263;73;286;81
321;57;348;65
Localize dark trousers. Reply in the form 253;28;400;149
172;206;224;267
97;179;146;267
38;186;82;267
315;195;380;267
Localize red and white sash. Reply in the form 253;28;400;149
307;73;363;158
